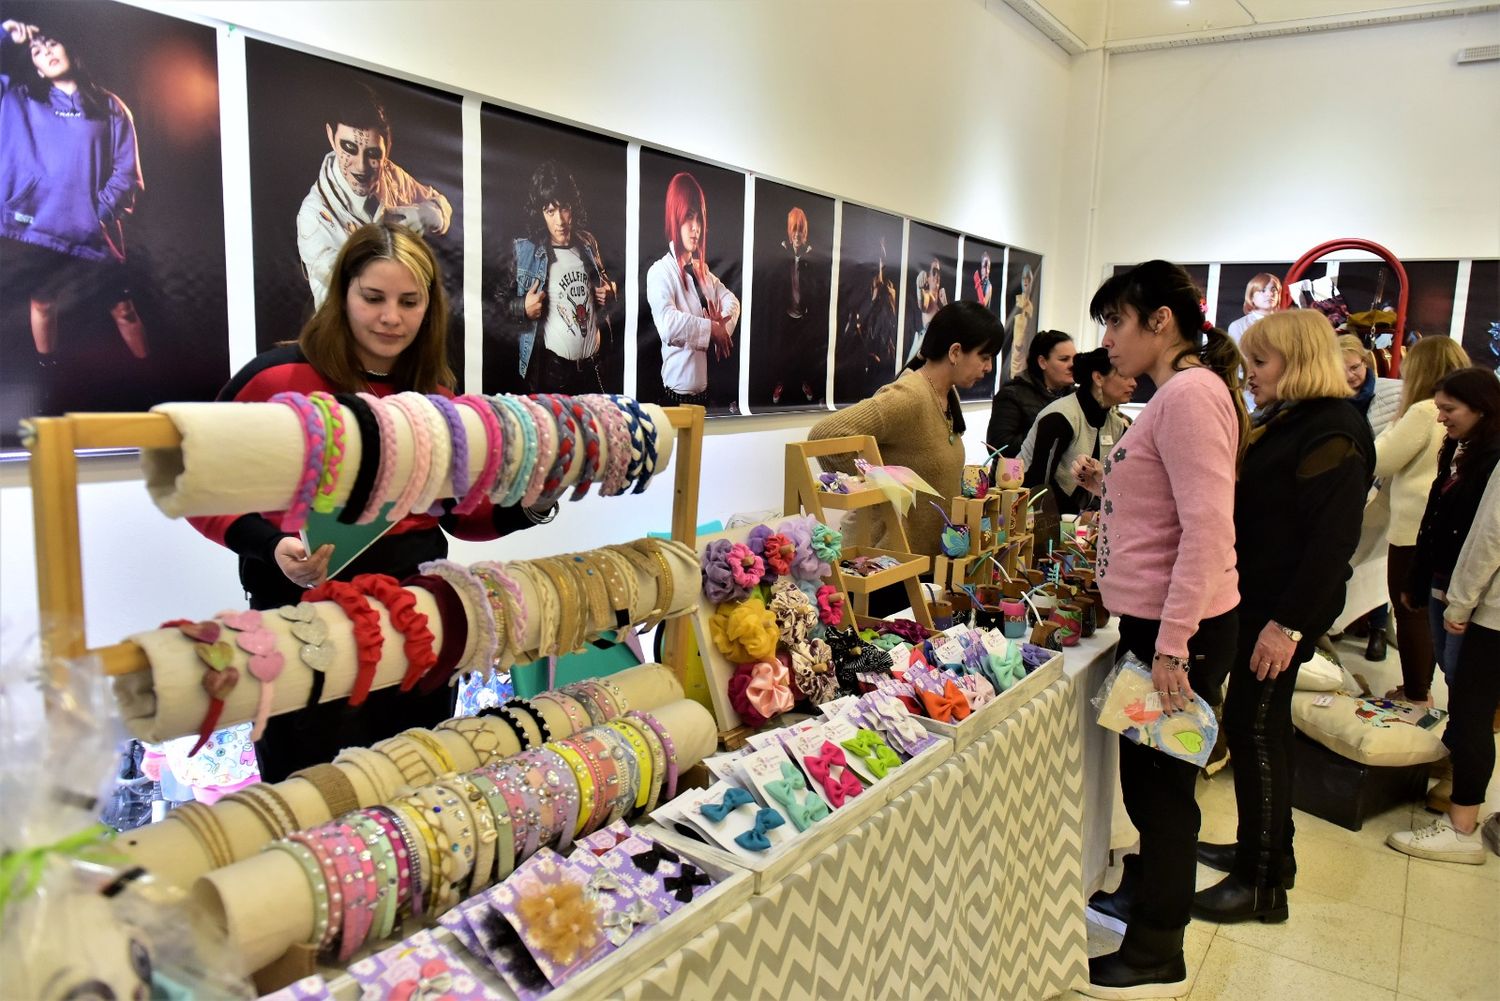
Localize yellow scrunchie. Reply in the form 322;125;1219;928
710;596;780;663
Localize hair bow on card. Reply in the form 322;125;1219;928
841;729;903;780
861;694;929;754
765;761;831;831
663;863;713;902
957;674;997;708
629;842;681;875
803;742;865;808
699;786;755;823
601;900;660;946
387;960;454;1001
586;869;625;895
734;807;787;852
919;678;973;723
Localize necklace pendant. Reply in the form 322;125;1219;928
948;432;956;444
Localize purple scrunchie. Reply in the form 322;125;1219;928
778;516;830;581
747;524;774;557
701;538;750;605
873;618;932;645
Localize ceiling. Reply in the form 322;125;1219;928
993;0;1499;53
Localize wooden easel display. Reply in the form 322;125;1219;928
782;436;933;630
21;406;706;687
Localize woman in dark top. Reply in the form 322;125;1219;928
1403;367;1500;684
190;222;543;780
1021;347;1134;516
985;329;1074;459
1193;310;1374;923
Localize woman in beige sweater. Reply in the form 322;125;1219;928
1372;335;1470;704
809;301;1001;573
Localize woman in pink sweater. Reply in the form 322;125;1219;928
1073;260;1249;1000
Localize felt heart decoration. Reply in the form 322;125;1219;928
291;619;328;645
235;630;278;656
248;651;285;683
195;640;235;671
180;620;221;644
300;642;334;671
202;665;239;700
277;604;316;623
218;609;263;632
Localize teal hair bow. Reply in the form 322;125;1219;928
699;786;754;823
734;807;786;852
765;761;830;831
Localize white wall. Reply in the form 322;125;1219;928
0;0;1072;650
1064;11;1500;341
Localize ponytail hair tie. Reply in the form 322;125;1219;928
1202;319;1214;333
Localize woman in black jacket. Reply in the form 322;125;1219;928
986;329;1074;458
1403;367;1500;684
1193;310;1374;924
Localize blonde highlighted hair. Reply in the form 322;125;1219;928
1337;334;1375;375
1397;335;1471;417
1240;309;1351;402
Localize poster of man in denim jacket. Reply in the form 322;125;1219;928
498;160;616;394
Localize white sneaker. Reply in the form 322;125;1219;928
1387;816;1486;865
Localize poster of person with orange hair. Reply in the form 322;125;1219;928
747;178;833;413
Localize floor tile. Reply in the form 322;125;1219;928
1294;801;1421;856
1187;936;1395;1001
1211;885;1403;988
1397;918;1500;1000
1404;857;1500;933
1291;832;1409;915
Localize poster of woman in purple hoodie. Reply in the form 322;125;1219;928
0;1;227;451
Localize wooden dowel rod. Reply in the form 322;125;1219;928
63;412;182;450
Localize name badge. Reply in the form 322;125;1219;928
1100;435;1115;446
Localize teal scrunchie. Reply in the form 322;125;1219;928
811;523;843;564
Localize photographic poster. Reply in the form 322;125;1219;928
961;235;1009;401
746;178;834;413
901;221;959;370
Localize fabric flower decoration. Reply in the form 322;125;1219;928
701;538;748;605
787;639;838;705
811;522;843;564
727;659;794;727
779;516;832;580
515;879;601;967
726;542;765;591
816;585;845;626
769;578;818;646
746;524;774;557
760;533;795;577
710;597;780;663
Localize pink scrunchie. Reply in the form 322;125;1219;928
726;542;765;591
816;585;845;626
728;660;794;727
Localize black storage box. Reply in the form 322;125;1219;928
1291;728;1430;831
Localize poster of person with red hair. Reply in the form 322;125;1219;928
747;178;833;413
637;147;745;415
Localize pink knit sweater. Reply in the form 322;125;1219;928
1096;367;1240;658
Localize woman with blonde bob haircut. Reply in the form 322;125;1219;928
1338;333;1401;436
1370;335;1472;704
1194;309;1375;924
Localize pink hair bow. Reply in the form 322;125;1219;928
803;741;865;808
746;660;794;719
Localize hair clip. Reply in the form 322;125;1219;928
734;808;787;852
629;842;681;875
698;786;754;823
841;729;903;780
662;864;712;902
765;762;830;831
803;742;865;808
601;899;660;947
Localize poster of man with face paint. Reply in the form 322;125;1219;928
296;82;452;307
244;39;464;365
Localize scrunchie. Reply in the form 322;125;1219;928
727;660;794;727
769;578;818;646
726;542;765;591
778;516;831;581
816;585;845;626
701;538;748;605
746;524;774;557
759;533;795;578
811;523;843;565
787;638;838;706
710;597;779;663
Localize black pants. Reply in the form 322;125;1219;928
1222;611;1318;889
529;343;604;396
1387;544;1435;700
1115;609;1238;963
1444;622;1500;806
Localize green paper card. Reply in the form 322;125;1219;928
299;503;399;580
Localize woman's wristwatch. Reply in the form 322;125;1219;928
1271;621;1302;643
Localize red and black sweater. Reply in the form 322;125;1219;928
190;345;534;609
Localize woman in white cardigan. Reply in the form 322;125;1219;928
1372;335;1471;704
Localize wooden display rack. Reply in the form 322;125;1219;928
782;436;933;631
21;406;706;686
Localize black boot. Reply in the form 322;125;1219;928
1086;853;1139;934
1366;630;1388;662
1195;841;1296;888
1191;873;1289;924
1081;923;1188;1000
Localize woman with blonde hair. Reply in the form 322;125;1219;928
1194;309;1373;924
1340;334;1402;436
1370;336;1471;705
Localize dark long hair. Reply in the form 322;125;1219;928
1025;329;1073;385
525;160;585;246
298;221;452;393
904;301;1003;434
11;26;113;119
1090;259;1251;464
1436;367;1500;473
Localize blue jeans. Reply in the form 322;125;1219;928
1427;592;1464;689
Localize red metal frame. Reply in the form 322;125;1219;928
1282;238;1410;376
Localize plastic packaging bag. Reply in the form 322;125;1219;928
1091;651;1219;767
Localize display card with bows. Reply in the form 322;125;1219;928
445;890;551;1001
562;851;661;948
819;715;891;785
656;781;794;859
348;928;505;1001
596;834;715;916
736;745;806;810
854;692;943;758
791;732;867;810
488;850;611;987
259;975;334;1001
